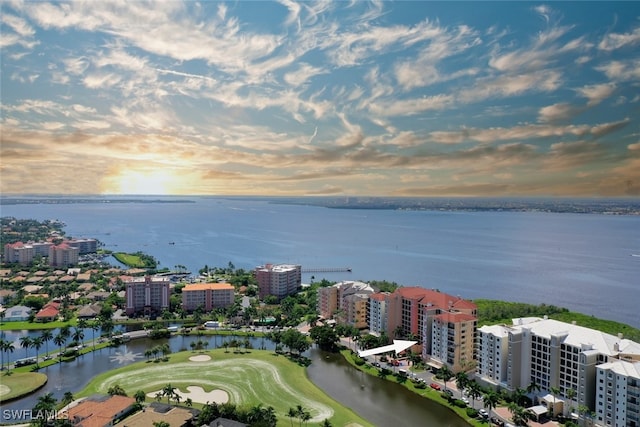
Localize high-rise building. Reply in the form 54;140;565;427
596;359;640;427
430;311;477;373
368;292;389;336
317;281;374;328
182;282;235;312
254;264;301;300
476;317;640;419
3;242;35;265
48;243;79;267
65;238;98;254
125;276;170;316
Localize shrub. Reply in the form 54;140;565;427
466;408;478;418
453;399;467;408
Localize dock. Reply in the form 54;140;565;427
302;267;352;273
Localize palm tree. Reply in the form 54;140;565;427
53;333;66;363
467;380;483;407
107;384;127;396
40;330;53;357
438;366;454;392
134;390;146;405
549;386;561;419
484;392;500;419
32;392;57;427
455;371;470;394
508;402;533;426
162;384;177;405
321;419;333;427
4;340;15;370
287;407;297;427
90;320;100;350
184;398;193;407
31;336;43;367
72;327;85;346
62;391;74;406
19;336;32;359
566;388;577;417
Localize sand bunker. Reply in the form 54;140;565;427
0;384;10;397
189;354;211;362
148;385;228;404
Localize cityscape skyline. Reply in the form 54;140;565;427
1;1;639;197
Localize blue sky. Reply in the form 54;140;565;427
1;1;639;196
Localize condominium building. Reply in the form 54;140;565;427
318;286;339;319
182;282;235;312
48;243;79;267
3;242;35;265
65;238;98;254
317;281;374;329
476;324;510;386
475;317;640;420
254;264;301;300
596;360;640;427
430;311;477;373
368;292;389;336
125;276;171;316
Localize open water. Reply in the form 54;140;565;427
1;196;639;326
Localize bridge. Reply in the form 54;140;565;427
302;267;352;273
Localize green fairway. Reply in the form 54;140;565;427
79;349;371;427
0;372;48;402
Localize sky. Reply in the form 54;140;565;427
1;1;639;197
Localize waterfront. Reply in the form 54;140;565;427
1;196;638;326
0;333;468;426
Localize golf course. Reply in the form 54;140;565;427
78;349;372;426
0;372;48;403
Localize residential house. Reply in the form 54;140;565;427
59;395;136;427
36;301;60;322
113;402;199;427
2;305;32;321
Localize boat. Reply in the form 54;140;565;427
169;242;175;245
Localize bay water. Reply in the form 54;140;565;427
1;196;638;327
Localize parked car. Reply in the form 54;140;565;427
462;397;470;405
478;409;489;419
430;383;441;390
444;389;454;396
491;417;505;426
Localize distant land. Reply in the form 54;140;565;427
1;195;639;215
268;196;640;215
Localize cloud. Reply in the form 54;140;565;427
538;103;583;123
598;25;640;51
576;83;616;106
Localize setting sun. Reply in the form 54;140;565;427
101;169;177;195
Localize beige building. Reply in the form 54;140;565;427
430;311;477;373
254;263;301;300
317;281;374;328
3;242;35;265
182;282;235;312
48;243;79;267
125;276;170;316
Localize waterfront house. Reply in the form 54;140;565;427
60;394;136;427
3;305;31;321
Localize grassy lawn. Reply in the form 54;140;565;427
78;349;372;427
0;319;75;331
0;372;48;403
112;252;147;268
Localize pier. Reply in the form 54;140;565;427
302;267;352;273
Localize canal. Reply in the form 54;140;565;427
1;332;469;426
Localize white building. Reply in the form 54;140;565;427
368;292;389;336
476;317;640;421
476;324;510;386
596;360;640;427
